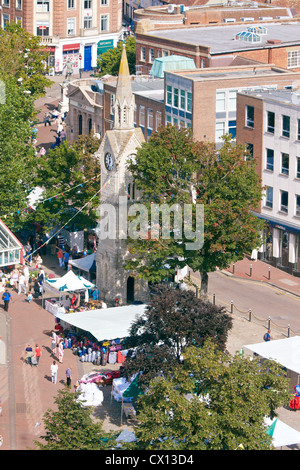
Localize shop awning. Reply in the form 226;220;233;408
252;211;300;236
56;304;147;341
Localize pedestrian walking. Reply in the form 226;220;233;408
23;266;29;290
17;273;26;295
51;331;57;356
57;247;64;267
51;361;58;384
63;251;70;271
263;330;272;342
2;289;11;311
44;112;51;126
35;344;41;365
58;340;64;363
65;367;72;387
25;345;33;366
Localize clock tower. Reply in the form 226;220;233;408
95;44;149;306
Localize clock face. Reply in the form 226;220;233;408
104;152;114;171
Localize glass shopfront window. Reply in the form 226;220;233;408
279;230;289;268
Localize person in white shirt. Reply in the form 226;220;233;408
23;266;29;290
18;273;26;295
51;361;58;384
100;300;107;309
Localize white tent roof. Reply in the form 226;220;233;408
45;270;95;293
56;304;147;341
69;253;95;272
265;417;300;448
244;336;300;375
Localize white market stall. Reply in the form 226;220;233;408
55;303;147;341
265;417;300;449
244;336;300;376
69;252;95;273
44;270;96;315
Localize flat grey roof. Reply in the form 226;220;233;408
107;77;165;101
239;88;300;106
168;66;289;82
146;22;300;54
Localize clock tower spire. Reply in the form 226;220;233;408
113;44;135;130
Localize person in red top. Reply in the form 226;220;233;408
35;344;41;365
57;247;64;267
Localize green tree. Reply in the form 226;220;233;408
32;134;101;231
0;22;51;98
97;37;136;76
133;341;290;450
123;284;232;389
126;125;265;295
34;387;118;450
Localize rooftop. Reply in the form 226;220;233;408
146;22;300;54
238;88;300;106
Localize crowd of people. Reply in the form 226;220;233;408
42;108;68;154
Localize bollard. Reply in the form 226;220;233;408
268;266;271;280
231;301;233;314
233;263;235;274
213;293;215;305
249;308;252;322
250;264;252;277
196;287;199;299
268;316;271;330
288;324;290;338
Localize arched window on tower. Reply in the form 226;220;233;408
78;114;82;135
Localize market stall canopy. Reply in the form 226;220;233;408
69;253;95;272
244;336;300;375
45;270;96;293
265;417;300;448
56;304;147;341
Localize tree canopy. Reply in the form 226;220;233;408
34;387;118;450
31;134;101;231
133;341;291;450
97;37;136;76
126;125;265;295
123;284;233;388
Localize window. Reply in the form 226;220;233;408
36;21;49;36
280;190;288;213
266;148;274;171
101;0;108;4
216;91;226;112
148;108;153;129
166;115;171;124
246;105;254;128
37;0;49;12
298;120;300;141
281;153;289;175
173;118;178;127
296;195;300;217
180;90;185;110
267;111;275;134
141;47;146;62
16;0;22;9
173;88;178;108
282;115;290;138
215;121;225;141
149;48;155;63
100;14;108;31
78;115;82;135
67;18;75;35
228;120;236;139
297;157;300;179
84;16;92;29
265;187;273;208
84;0;92;8
162;49;169;57
68;0;75;8
246;143;253;160
228;90;237;111
3;14;9;29
166;85;172;106
3;0;9;6
187;92;192;113
139;105;145;128
287;50;300;68
156;111;162;130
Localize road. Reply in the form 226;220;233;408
191;270;300;336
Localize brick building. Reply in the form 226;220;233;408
0;0;123;73
236;88;300;276
135;20;300;74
